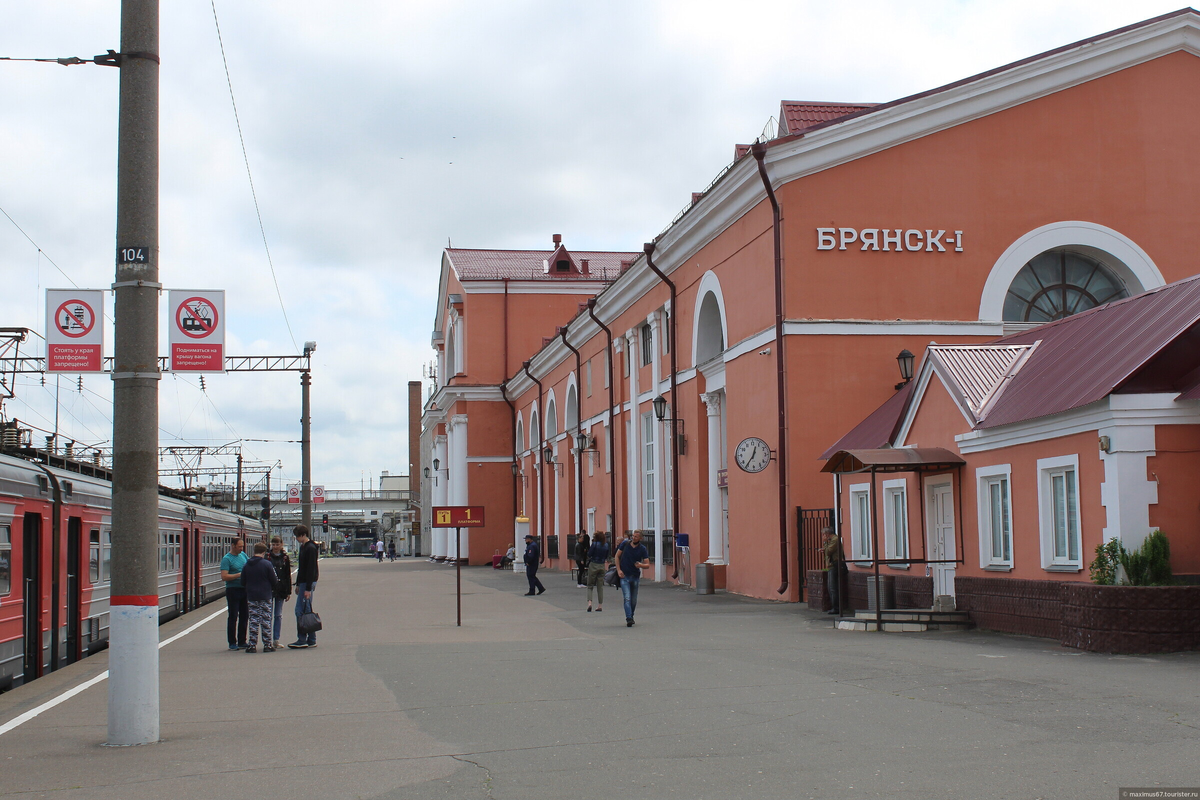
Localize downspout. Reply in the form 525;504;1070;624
559;326;583;539
752;141;790;596
500;379;519;521
643;242;681;580
522;360;545;564
586;298;619;540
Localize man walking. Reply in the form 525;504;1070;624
823;526;844;615
375;538;385;562
616;530;650;627
288;525;320;649
522;533;545;596
220;538;249;650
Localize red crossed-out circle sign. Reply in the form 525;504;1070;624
175;296;219;339
54;300;96;339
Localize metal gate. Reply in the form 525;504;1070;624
798;507;834;600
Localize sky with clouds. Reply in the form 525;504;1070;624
0;0;1185;492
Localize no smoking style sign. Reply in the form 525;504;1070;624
169;290;225;372
45;289;104;373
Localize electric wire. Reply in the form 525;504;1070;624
1;204;79;287
209;0;299;353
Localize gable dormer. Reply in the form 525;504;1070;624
542;234;585;277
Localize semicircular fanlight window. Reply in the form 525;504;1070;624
1003;250;1129;323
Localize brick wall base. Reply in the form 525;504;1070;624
955;576;1063;640
1060;584;1200;653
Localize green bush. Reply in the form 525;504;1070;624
1089;530;1173;586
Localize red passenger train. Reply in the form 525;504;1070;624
0;451;255;691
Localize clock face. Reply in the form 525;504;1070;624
734;437;771;473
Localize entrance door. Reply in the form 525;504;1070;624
926;481;956;601
65;517;82;665
22;513;43;683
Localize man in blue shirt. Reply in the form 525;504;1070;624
616;530;650;627
220;538;249;650
522;533;545;596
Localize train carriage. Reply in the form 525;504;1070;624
0;452;253;691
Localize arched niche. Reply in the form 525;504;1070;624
565;383;579;431
692;270;728;367
515;412;524;454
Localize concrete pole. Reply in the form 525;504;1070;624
108;0;161;746
301;370;312;533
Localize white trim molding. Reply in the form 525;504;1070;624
1036;453;1083;572
978;221;1164;321
975;463;1014;571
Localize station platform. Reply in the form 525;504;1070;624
1;558;1198;799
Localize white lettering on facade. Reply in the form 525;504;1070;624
815;227;964;253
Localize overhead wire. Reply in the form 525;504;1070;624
209;0;299;353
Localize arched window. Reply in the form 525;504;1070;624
1003;250;1129;323
565;385;578;430
545;398;558;437
515;414;524;454
695;291;725;364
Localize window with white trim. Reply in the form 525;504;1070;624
882;479;908;566
849;483;871;561
515;416;524;455
976;465;1013;569
1037;455;1082;570
585;359;592;397
640;324;653;366
643;412;656;527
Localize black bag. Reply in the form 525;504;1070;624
604;566;619;587
298;611;323;635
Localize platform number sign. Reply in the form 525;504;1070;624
168;289;225;373
45;289;104;373
432;506;485;527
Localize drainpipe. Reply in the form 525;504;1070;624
586;298;619;541
643;243;681;580
752;141;790;597
500;379;519;520
559;326;583;540
522;360;545;564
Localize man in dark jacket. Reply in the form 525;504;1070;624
288;525;320;649
267;536;292;649
240;542;278;653
573;531;590;587
523;533;545;596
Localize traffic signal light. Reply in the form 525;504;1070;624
260;495;270;521
322;513;329;534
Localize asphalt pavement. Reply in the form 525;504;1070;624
0;558;1197;800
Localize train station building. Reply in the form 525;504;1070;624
421;9;1200;611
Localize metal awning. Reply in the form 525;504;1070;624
821;447;965;474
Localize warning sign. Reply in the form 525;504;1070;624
287;484;301;505
46;289;104;373
312;485;326;504
169;290;225;372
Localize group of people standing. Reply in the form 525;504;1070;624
368;539;396;562
522;530;651;627
220;524;321;652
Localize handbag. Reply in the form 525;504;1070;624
604;566;619;587
298;610;323;635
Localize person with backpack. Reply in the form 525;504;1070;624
585;531;610;613
267;535;292;649
288;525;320;649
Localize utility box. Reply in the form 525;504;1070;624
695;562;715;595
867;575;895;610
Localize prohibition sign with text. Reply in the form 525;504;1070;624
175;296;219;338
54;300;96;338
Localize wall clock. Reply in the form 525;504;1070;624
734;436;771;473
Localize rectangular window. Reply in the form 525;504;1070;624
976;465;1013;569
0;525;10;595
587;508;596;536
643;412;656;527
604;423;611;474
641;324;653;367
89;529;100;582
586;359;592;397
882;479;908;566
623;346;629;377
1037;455;1082;570
849;484;871;561
102;528;112;579
663;311;670;354
604;349;610;387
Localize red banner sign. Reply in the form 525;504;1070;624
432;506;485;528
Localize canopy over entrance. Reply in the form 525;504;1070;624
821;447;965;474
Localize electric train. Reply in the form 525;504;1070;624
0;450;255;691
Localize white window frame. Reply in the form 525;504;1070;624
849;483;872;561
881;478;909;568
515;415;524;456
587;507;596;536
1037;454;1083;571
976;464;1013;570
604;421;611;474
642;411;656;528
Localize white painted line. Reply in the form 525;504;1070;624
0;607;226;737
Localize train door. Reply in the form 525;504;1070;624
191;527;202;610
181;525;190;613
22;513;43;683
65;516;82;665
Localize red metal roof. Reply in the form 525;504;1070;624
981;274;1200;428
779;102;877;135
446;248;640;282
819;381;914;460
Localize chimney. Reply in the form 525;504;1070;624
580;258;589;274
552;233;562;247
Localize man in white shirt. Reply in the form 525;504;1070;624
375;539;384;562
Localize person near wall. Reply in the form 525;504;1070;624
574;530;591;588
523;533;545;596
220;538;249;651
823;526;844;615
288;525;320;648
616;530;650;627
585;531;610;612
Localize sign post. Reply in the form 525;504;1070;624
432;506;485;626
46;289;105;373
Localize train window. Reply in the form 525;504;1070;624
62;481;73;498
36;475;49;494
90;529;100;582
101;529;112;580
159;531;168;574
0;525;10;595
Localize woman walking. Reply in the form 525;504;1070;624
585;531;610;612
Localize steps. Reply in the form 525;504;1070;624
834;608;973;632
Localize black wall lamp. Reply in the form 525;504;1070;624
653;395;687;455
895;349;915;390
424;457;443;485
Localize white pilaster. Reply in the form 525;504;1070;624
704;391;726;565
1099;424;1158;549
648;311;664;580
450;414;469;559
626;329;641;533
432;435;448;560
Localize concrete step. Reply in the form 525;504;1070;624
835;608;973;632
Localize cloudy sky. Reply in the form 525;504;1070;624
1;1;1184;492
